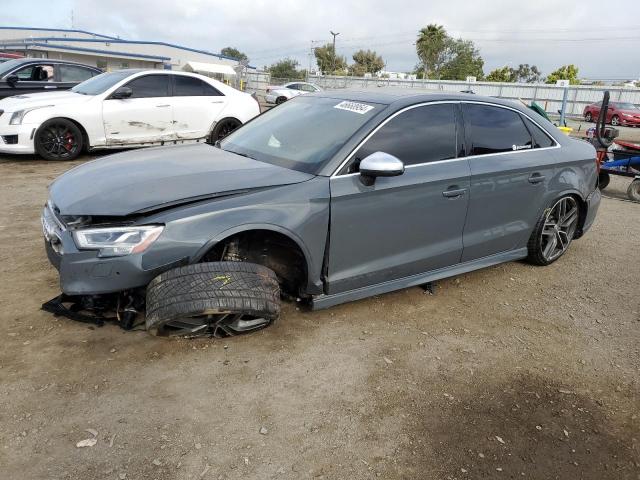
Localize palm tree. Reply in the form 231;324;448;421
416;24;447;79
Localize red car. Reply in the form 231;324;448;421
583;101;640;127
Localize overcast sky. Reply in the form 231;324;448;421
4;0;640;79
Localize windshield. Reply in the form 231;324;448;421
220;96;383;174
71;70;135;95
0;59;25;77
616;102;639;110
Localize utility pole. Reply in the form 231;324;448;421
330;30;339;75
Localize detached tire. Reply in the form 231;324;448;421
627;178;640;202
146;262;280;337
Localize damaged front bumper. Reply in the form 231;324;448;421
42;204;186;296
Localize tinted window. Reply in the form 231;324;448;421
464;104;532;155
173;75;222;96
123;75;169;98
522;116;555;148
299;84;316;92
59;65;96;82
286;84;300;90
353;104;457;168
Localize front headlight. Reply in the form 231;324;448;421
9;105;54;125
73;225;164;257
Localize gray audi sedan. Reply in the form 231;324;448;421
42;90;600;337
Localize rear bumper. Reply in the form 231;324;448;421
582;188;601;234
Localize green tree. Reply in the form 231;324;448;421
349;49;385;76
220;47;248;62
268;58;305;80
416;24;447;79
486;66;515;82
546;64;580;85
437;38;484;80
513;64;541;83
314;43;347;75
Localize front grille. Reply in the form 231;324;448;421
2;135;18;145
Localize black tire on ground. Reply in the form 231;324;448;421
146;262;281;337
627;178;640;202
526;195;580;266
275;96;287;105
611;115;620;126
209;118;242;143
585;112;592;122
34;118;84;161
598;171;610;190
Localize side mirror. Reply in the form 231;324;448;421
359;151;405;185
5;74;19;86
110;86;132;99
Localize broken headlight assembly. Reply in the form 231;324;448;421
73;225;164;257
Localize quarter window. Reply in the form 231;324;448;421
522;116;555;148
173;75;222;96
352;103;457;169
123;75;170;98
463;104;532;155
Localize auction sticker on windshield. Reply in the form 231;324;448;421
334;101;375;114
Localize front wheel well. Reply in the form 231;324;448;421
201;229;308;297
38;117;90;152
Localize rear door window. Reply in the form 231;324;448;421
463;104;532;155
59;65;96;82
123;75;170;98
173;75;222;96
352;103;457;169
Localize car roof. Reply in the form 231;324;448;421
7;57;102;70
314;87;528;106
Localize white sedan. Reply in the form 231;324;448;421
265;82;322;105
0;69;260;160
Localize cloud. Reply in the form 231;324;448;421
5;0;640;79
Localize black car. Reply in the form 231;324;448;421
0;58;102;99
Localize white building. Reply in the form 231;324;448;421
0;26;243;79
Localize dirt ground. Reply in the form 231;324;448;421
0;153;638;480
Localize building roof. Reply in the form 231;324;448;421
0;41;170;61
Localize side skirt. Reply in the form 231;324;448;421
310;248;528;310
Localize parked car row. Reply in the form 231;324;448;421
0;68;260;160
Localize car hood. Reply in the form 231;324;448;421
49;143;315;217
0;91;91;112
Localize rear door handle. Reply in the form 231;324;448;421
442;188;466;198
156;104;170;108
528;173;546;184
44;85;57;89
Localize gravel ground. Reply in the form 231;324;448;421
0;153;638;480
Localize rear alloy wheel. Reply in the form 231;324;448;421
611;115;620;126
627;178;640;202
209;118;242;143
527;196;580;266
145;262;280;337
34;119;83;161
584;112;592;122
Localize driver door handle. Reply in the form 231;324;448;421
44;85;57;89
528;173;546;184
442;187;466;198
156;104;170;108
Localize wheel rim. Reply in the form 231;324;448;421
540;197;579;262
40;124;79;159
611;116;619;126
217;120;241;140
156;312;270;338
